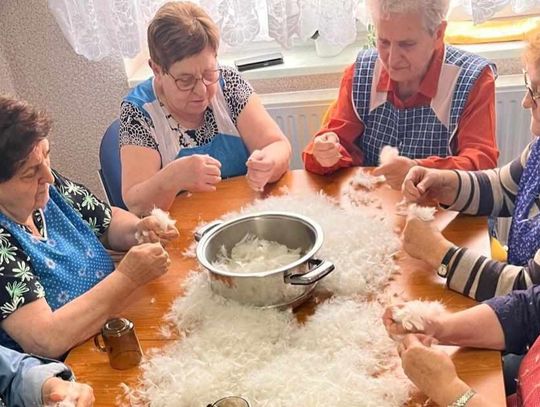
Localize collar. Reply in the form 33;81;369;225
376;44;445;100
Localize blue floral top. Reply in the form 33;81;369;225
0;170;112;320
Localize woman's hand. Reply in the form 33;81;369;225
246;149;275;191
312;132;342;167
382;305;440;338
177;154;222;192
402;167;459;205
136;215;179;246
398;334;471;406
402;216;454;269
42;377;95;407
373;156;417;190
383;305;417;337
117;243;170;288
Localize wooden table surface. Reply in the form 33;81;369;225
66;168;505;406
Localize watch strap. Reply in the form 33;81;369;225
437;246;460;277
447;388;476;407
441;246;459;266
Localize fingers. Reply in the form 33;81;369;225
313;133;341;168
203;154;222;168
401;333;423;348
246;151;274;191
382;305;410;338
247;149;265;162
372;163;388;176
247;177;266;192
160;228;180;241
402;178;422;201
313;141;339;152
314;132;339;144
164;251;171;268
76;384;95;407
382;307;395;329
397;341;406;356
398;334;428;357
247;157;274;172
414;333;438;347
204;161;222;176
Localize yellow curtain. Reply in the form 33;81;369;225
446;16;540;44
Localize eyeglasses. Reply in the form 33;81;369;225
523;69;540;108
168;68;221;92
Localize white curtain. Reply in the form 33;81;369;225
48;0;362;61
48;0;539;61
452;0;540;24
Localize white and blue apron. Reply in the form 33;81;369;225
0;187;114;350
125;77;249;178
352;46;496;165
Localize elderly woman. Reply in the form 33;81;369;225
302;0;498;189
399;30;540;302
120;1;291;215
0;96;178;358
0;344;93;406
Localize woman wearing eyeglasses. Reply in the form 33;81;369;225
384;31;540;407
398;30;540;302
380;31;540;406
119;1;291;215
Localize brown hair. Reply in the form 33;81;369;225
147;1;220;72
525;29;540;70
0;95;50;182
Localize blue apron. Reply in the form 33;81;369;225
0;186;114;350
176;132;249;178
125;75;250;179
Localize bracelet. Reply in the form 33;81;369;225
447;388;476;407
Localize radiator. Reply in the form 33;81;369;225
262;89;337;170
262;76;530;243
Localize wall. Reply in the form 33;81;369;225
0;0;129;197
0;46;15;95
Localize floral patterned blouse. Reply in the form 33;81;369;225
0;170;111;319
119;65;253;151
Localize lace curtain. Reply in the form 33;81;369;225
48;0;362;61
453;0;540;24
48;0;539;61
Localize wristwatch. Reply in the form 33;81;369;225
447;388;476;407
437;246;460;278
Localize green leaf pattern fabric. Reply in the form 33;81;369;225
0;171;111;318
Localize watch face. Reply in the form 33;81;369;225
437;264;448;277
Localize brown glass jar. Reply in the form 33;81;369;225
94;318;142;370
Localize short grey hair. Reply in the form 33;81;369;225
367;0;450;35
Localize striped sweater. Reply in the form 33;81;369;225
446;141;540;301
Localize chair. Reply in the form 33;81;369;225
99;119;127;209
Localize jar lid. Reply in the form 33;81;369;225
210;396;250;407
103;318;133;336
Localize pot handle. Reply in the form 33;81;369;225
284;259;335;285
194;221;223;242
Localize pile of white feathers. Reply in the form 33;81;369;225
119;189;418;407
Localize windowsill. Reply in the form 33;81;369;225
127;40;525;88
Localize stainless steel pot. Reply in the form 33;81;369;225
195;212;334;308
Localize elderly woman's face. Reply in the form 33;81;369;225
0;139;54;223
523;61;540;137
157;46;219;118
375;12;444;85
